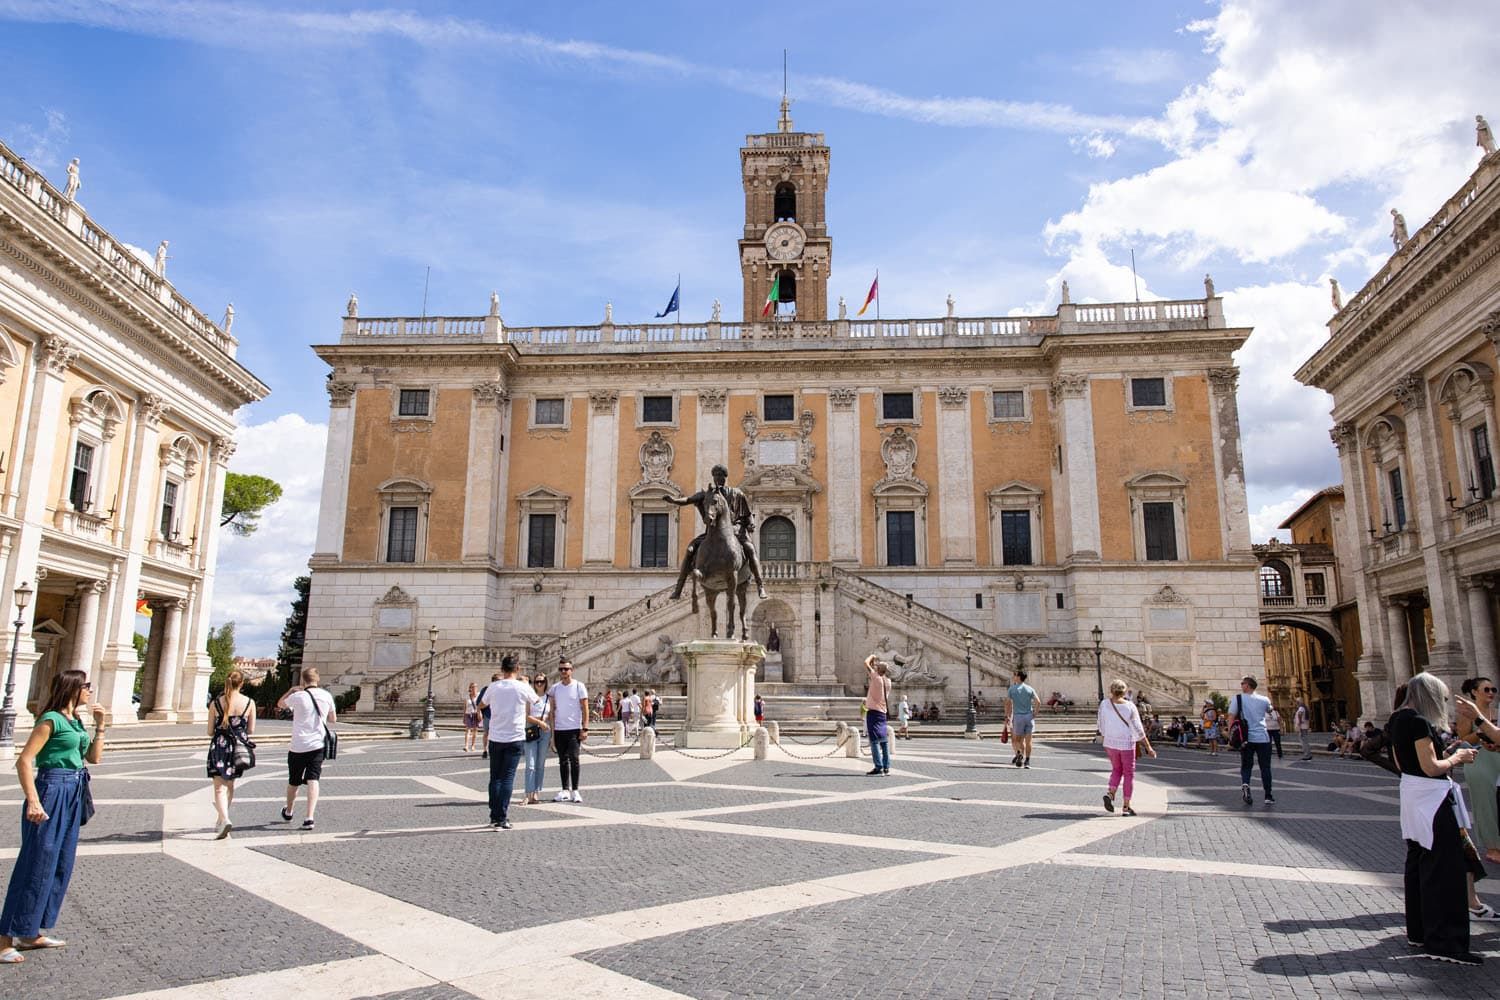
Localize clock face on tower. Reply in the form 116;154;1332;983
765;222;806;262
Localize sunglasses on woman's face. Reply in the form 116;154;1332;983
1484;687;1497;694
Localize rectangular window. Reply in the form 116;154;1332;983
535;398;565;425
1142;502;1178;561
387;506;418;563
69;441;94;510
160;480;179;538
882;392;915;421
1303;573;1326;597
1473;425;1496;500
397;389;431;417
1000;510;1033;565
642;395;674;424
992;390;1026;420
1389;468;1407;529
527;513;556;568
886;510;917;566
1130;378;1167;407
640;512;670;567
763;394;795;422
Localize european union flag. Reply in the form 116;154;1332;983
654;280;680;318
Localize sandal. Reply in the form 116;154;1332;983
0;948;22;964
1102;793;1115;813
1122;806;1138;817
17;936;65;950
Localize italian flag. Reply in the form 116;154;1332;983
760;272;782;317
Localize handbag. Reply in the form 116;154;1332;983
80;766;95;826
323;723;338;761
1107;700;1149;760
1227;695;1247;750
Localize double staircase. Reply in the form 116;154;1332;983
368;565;1194;714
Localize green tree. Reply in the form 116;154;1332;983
132;632;147;697
207;621;236;696
221;472;283;537
253;576;309;712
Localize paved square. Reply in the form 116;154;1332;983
1;733;1493;999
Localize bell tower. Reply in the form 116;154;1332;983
739;98;831;322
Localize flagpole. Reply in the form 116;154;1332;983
875;267;880;326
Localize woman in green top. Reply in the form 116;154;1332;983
0;669;107;965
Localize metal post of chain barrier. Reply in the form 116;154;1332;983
753;726;769;760
640;726;656;759
611;721;625;745
765;720;780;745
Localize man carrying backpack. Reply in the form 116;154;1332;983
1226;676;1275;806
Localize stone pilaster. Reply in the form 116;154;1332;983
1383;596;1414;685
144;598;185;721
1207;367;1251;557
826;387;861;563
463;382;509;562
1464;577;1499;678
935;387;975;563
312;381;357;562
1050;375;1100;561
67;579;104;673
582;390;620;564
696;389;728;495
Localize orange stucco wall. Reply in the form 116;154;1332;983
969;387;1056;565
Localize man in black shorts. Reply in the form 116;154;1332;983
276;666;336;830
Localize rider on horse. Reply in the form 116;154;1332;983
667;464;768;601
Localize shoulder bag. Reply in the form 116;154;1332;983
1228;695;1248;750
311;689;338;761
231;698;257;773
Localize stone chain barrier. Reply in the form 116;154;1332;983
773;726;853;761
580;727;645;759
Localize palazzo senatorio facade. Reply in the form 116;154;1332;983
306;108;1262;710
1298;131;1500;718
0;137;268;726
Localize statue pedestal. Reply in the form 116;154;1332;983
762;651;784;683
675;640;764;749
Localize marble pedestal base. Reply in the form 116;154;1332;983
674;639;764;749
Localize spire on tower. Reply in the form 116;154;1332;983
778;49;793;133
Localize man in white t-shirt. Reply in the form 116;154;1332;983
479;655;545;829
275;666;336;830
547;658;590;802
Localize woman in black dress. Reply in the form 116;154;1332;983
1391;672;1480;965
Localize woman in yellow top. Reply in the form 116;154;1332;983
0;669;107;964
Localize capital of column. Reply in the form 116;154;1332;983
589;389;619;414
326;381;357;407
698;388;728;413
1329;420;1358;454
138;393;169;428
1462;575;1495;593
1481;309;1500;346
40;335;80;375
472;381;509;407
937;386;969;409
1207;367;1240;394
827;387;857;410
74;579;106;597
211;437;236;467
1382;594;1411;609
1049;374;1089;403
1393;372;1427;410
150;597;186;614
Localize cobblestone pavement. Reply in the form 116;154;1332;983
0;733;1491;999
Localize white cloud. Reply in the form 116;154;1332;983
1069;131;1117;159
210;413;326;656
1083;47;1185;87
1247;490;1314;543
11;107;67;170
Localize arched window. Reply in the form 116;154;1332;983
761;516;796;562
774;183;797;221
1259;560;1292;598
774;269;797;316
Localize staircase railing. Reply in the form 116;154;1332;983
1021;644;1193;706
537;583;686;663
373;644;531;703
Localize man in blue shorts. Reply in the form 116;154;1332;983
1007;669;1040;769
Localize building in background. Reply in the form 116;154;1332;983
1298;124;1500;717
0;138;268;725
305;106;1263;711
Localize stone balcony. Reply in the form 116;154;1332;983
337;297;1226;353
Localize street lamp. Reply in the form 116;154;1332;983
1091;624;1104;705
1;581;35;751
421;624;439;738
963;631;977;738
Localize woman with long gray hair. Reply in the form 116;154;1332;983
1390;672;1482;965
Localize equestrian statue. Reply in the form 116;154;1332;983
668;464;767;640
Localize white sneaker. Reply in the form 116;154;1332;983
570;790;583;803
553;791;571;802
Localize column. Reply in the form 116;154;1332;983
144;598;185;722
1384;597;1414;684
3;336;79;728
462;383;508;562
1332;421;1385;721
1051;375;1101;560
312;381;357;561
582;390;619;564
826;387;860;563
1207;368;1252;557
178;440;233;722
97;393;167;719
136;605;167;717
936;387;976;563
695;389;728;496
1465;578;1499;678
67;580;104;673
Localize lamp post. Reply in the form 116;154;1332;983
1091;624;1104;705
1;581;35;752
421;624;439;738
963;631;977;738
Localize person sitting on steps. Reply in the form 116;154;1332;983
667;463;767;601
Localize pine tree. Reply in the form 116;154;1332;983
254;576;309;711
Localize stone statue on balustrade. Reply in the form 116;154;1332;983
222;302;235;334
946;293;955;317
1330;277;1343;310
1390;208;1408;250
667;464;767;639
64;158;80;201
1480;115;1496;156
838;296;847;320
1203;273;1215;298
489;291;501;317
346;292;359;317
154;240;169;276
711;299;722;322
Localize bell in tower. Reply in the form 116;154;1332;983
739;100;831;322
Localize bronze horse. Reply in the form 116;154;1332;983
690;490;751;639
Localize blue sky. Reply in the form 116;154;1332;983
1;0;1494;653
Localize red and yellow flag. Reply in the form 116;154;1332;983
136;598;152;618
856;274;879;317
